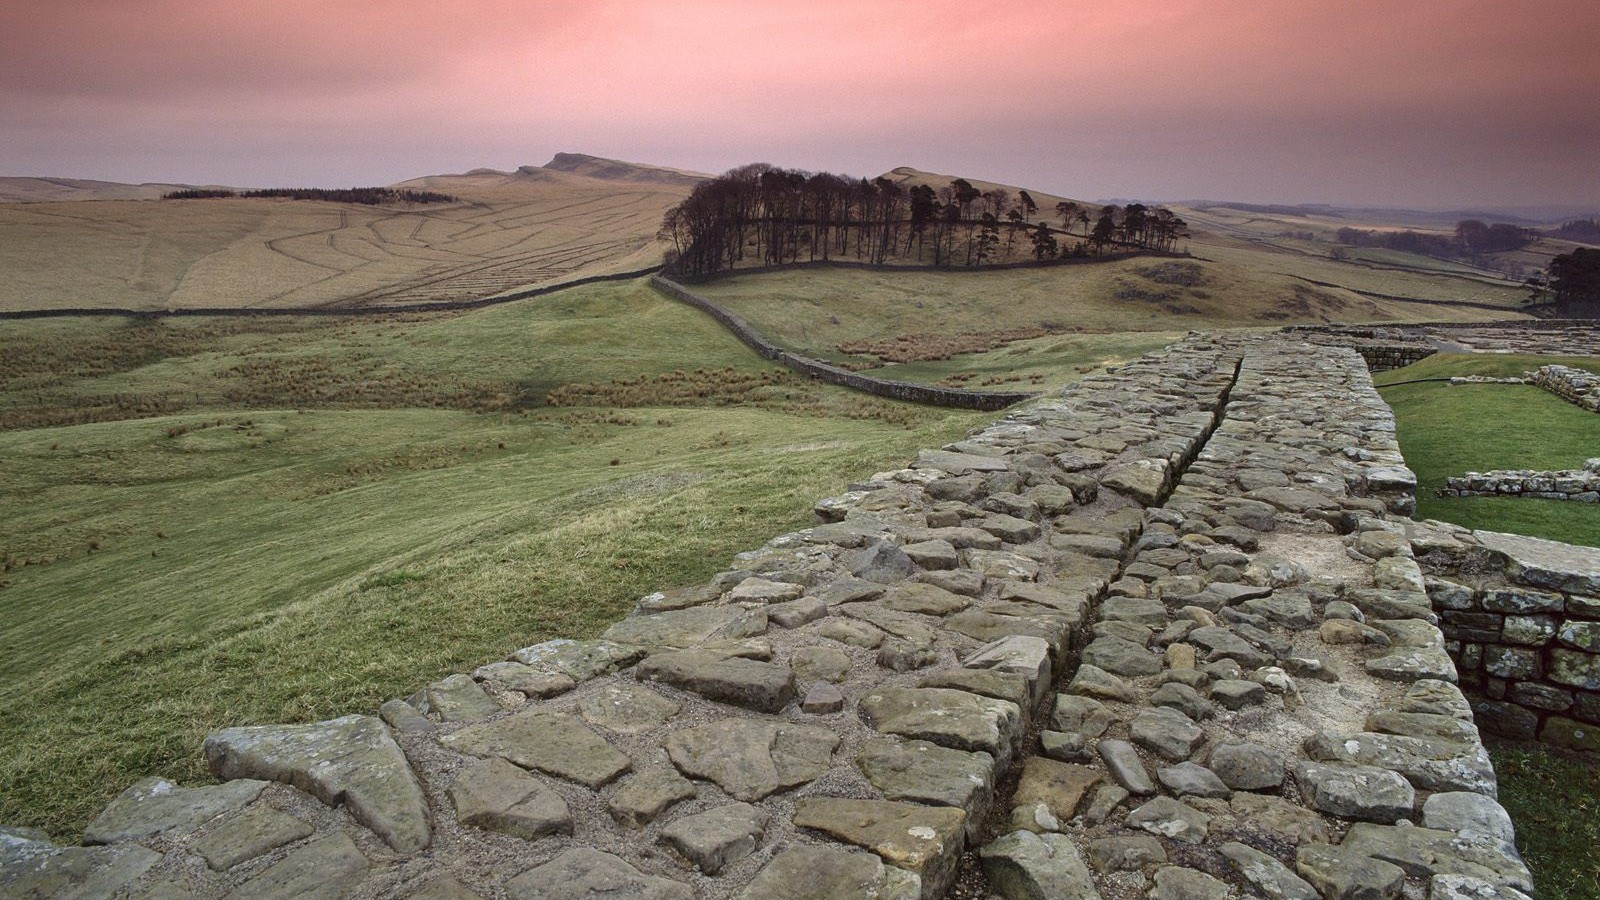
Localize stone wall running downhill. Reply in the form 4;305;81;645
1528;364;1600;413
649;275;1038;411
0;335;1560;900
1442;460;1600;502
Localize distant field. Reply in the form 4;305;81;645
0;172;685;312
1375;353;1600;547
0;277;1001;837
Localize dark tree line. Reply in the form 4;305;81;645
1550;218;1600;243
1334;220;1534;260
660;164;1185;276
162;188;456;205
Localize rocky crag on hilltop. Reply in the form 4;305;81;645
8;330;1592;900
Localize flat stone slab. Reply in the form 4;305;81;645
1340;823;1533;894
660;802;769;875
83;776;267;845
1304;731;1497;795
856;739;994;831
1477;529;1600;596
608;770;697;829
637;650;796;713
980;830;1103;900
736;846;920;900
602;607;768;651
191;805;314;871
1013;757;1102;822
509;639;646;682
0;835;160;900
409;673;501;722
577;682;681;734
449;756;574;840
1127;795;1211;844
794;797;967;899
1295;761;1415;823
505;847;692;900
1219;840;1318;900
440;708;632;789
916;449;1013;474
228;833;369;900
204;714;430;853
859;687;1022;761
665;719;838;801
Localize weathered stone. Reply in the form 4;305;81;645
767;596;828;628
1218;841;1319;900
903;539;960;571
1295;843;1405;900
1422;792;1516;843
883;582;969;616
0;837;160;900
1149;682;1214;721
1066;664;1138;703
1013;757;1101;822
1050;694;1114;738
795;797;966;898
1210;678;1268;709
815;576;887;606
1189;625;1272;668
962;549;1042;580
637;583;721;613
856;738;994;831
859;687;1022;760
505;848;692;900
921;669;1031;708
1086;834;1166;873
1149;866;1230;900
727;577;805;604
980;830;1103;900
665;719;837;801
1303;730;1497;795
800;681;846;714
1052;533;1125;559
409;673;501;722
978;514;1041;544
577;682;680;734
1081;636;1160;677
1098;739;1156;796
228;833;369;900
1428;875;1534;900
1126;795;1210;844
379;697;441;731
1230;792;1331;844
917;449;1013;474
204;714;430;853
791;646;853;683
1549;648;1600;689
603;607;767;651
510;638;647;680
449;756;573;840
849;540;920;584
964;635;1054;706
608;769;697;829
660;802;768;875
1294;761;1414;823
811;617;886;648
440;708;631;789
1365;646;1459;683
637;650;796;713
878;640;940;672
1102;459;1169;504
83;776;266;845
1322;619;1392;646
191;805;313;871
1541;715;1600;751
1209;743;1284;791
1238;593;1318;629
736;846;919;900
1340;823;1532;894
1156;762;1231;799
470;662;577;700
405;875;489;900
1131;707;1205;761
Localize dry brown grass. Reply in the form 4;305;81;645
0;169;688;312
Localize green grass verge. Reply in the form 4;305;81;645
1487;738;1600;900
1376;355;1600;548
0;278;1001;837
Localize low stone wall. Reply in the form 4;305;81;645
1529;364;1600;413
1443;461;1600;502
1417;530;1600;752
3;335;1543;900
650;275;1037;411
1284;327;1437;372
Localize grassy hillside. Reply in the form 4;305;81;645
1375;354;1600;547
0;171;685;313
0;278;996;836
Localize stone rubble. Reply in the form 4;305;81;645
2;332;1563;900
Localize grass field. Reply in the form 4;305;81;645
0;278;996;836
0;167;686;312
1489;738;1600;900
1375;353;1600;547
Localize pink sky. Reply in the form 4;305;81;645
2;0;1596;208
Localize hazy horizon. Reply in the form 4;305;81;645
4;0;1596;209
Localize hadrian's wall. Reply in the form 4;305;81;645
1442;460;1600;503
1;335;1547;900
1528;364;1600;413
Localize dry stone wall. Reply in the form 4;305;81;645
1442;460;1600;502
1;335;1544;900
1528;364;1600;413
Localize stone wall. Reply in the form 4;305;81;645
1529;364;1600;413
650;275;1037;411
1417;530;1600;753
1442;460;1600;502
1;335;1543;900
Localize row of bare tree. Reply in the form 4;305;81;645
660;164;1186;276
